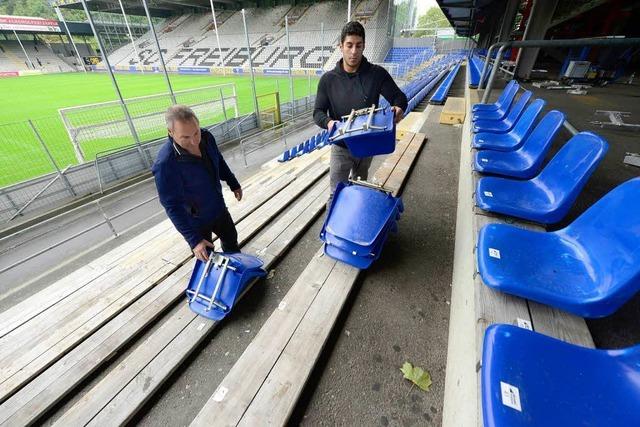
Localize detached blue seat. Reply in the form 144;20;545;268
320;182;403;269
474;110;565;179
481;324;640;427
473;80;518;113
476;132;608;224
477;178;640;317
472;91;532;134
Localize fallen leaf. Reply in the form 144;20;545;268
267;270;275;280
400;362;432;391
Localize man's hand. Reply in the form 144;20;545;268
391;106;404;124
193;239;214;262
327;120;339;132
233;187;243;202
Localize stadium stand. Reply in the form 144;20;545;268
101;0;396;71
0;39;75;72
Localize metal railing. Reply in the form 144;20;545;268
475;37;640;136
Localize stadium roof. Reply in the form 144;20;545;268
52;0;311;17
435;0;494;37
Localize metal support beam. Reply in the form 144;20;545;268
141;0;176;103
242;9;260;129
516;0;559;79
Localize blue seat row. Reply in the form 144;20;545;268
468;55;487;88
277;129;329;162
473;82;640;426
429;62;461;105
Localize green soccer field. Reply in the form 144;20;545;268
0;72;319;187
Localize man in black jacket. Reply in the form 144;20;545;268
313;21;408;203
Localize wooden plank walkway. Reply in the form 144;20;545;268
191;131;427;426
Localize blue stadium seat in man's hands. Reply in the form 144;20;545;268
475;132;608;224
477;177;640;317
472;80;518;113
473;91;533;134
474;110;565;178
481;324;640;427
472;99;546;151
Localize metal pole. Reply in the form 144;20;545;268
8;166;71;222
321;22;325;70
13;30;35;69
209;0;226;76
219;88;228;121
348;0;352;21
479;43;497;89
80;0;148;167
242;9;261;128
55;7;86;72
481;44;507;103
117;0;143;74
285;16;295;117
563;120;579;136
141;0;176;104
28;120;76;197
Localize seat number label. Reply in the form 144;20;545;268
517;318;533;330
489;248;501;259
500;381;522;411
483;191;493;197
213;385;228;402
481;158;489;162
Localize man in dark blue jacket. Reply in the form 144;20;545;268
152;105;243;262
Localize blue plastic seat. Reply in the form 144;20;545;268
482;324;640;427
289;145;298;158
429;63;461;105
474;110;565;179
320;182;403;269
476;132;608;224
472;99;546;151
277;149;291;163
473;80;518;113
186;252;267;321
468;57;481;88
472;91;532;134
472;83;519;121
477;177;640;317
296;143;304;156
303;140;311;153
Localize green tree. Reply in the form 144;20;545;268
413;7;451;38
